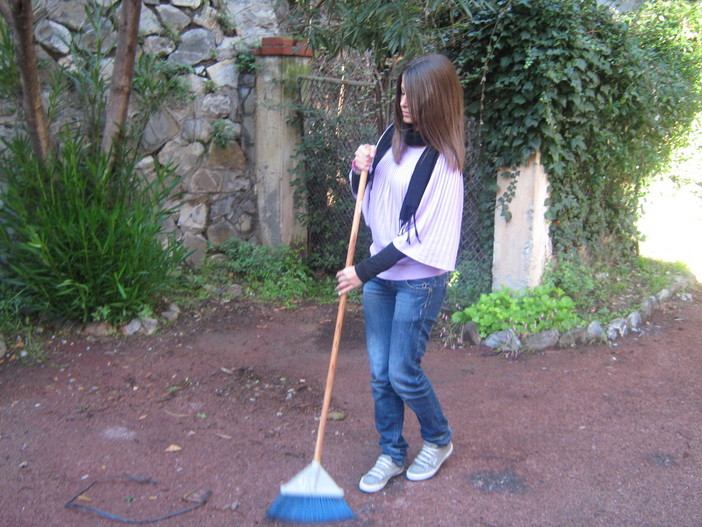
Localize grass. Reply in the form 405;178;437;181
163;239;342;312
541;256;692;321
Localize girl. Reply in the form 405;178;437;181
335;53;465;493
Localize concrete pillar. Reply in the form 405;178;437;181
491;152;552;291
254;37;311;247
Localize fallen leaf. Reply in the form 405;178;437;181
77;495;92;502
165;410;190;418
182;490;208;503
215;432;232;440
138;414;148;420
328;411;346;421
164;444;182;453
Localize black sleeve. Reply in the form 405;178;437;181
354;243;405;283
350;168;361;194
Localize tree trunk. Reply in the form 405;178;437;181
1;0;50;162
101;0;141;162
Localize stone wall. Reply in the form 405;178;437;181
2;0;286;267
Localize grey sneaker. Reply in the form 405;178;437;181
359;454;404;493
406;441;453;481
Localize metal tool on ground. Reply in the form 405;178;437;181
267;168;369;523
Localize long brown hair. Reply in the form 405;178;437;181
392;54;465;172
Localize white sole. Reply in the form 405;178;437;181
359;468;404;493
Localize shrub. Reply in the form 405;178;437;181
0;133;187;324
215;239;336;306
451;285;583;338
446;0;702;263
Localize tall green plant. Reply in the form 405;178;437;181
0;7;193;327
0;132;187;324
0;18;20;100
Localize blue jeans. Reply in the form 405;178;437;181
362;274;452;466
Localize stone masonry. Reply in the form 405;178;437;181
1;0;286;268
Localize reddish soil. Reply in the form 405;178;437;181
1;289;701;527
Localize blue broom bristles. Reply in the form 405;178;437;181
267;494;354;523
267;461;353;523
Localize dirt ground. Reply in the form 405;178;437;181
1;286;701;527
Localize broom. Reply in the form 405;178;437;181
267;168;368;523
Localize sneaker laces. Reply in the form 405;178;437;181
413;443;439;469
367;456;397;479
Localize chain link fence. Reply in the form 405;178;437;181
295;75;494;306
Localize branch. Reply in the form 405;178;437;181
101;0;141;162
10;0;50;161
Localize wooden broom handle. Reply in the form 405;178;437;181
313;168;368;463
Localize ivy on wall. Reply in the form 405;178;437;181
445;0;702;264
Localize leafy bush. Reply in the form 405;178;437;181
215;239;336;306
451;285;583;338
0;7;197;330
446;0;702;263
0;133;187;324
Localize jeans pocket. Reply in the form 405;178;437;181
404;277;432;292
404;274;448;293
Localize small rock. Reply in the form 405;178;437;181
670;275;689;295
525;328;560;351
607;318;628;341
627;311;643;331
639;297;655;319
160;303;181;322
102;426;137;440
328;411;346;421
121;319;142;336
558;326;587;348
83;321;113;337
586;321;606;343
161;309;180;322
226;284;244;297
140;317;159;335
658;288;672;302
461;321;482;346
483;329;522;353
